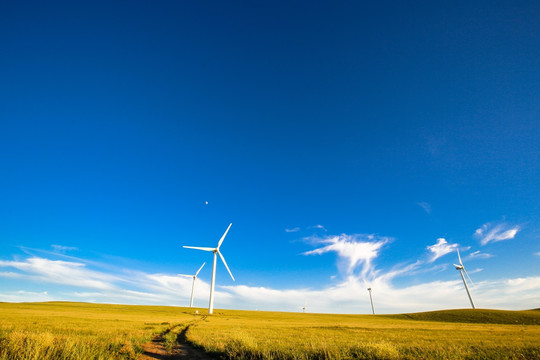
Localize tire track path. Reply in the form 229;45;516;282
139;321;211;360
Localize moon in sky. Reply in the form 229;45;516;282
205;201;208;205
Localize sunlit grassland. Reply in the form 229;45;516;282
185;308;540;359
1;302;539;360
0;302;197;360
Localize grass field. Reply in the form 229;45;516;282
0;302;194;360
1;302;539;360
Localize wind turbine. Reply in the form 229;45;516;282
183;223;235;314
367;287;375;315
299;301;306;313
454;249;476;309
178;262;205;308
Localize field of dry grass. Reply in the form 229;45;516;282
185;308;540;359
0;302;539;359
0;302;194;359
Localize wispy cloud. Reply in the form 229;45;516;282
534;252;540;257
0;256;216;307
474;222;520;245
285;225;327;233
468;268;484;274
51;245;78;253
0;290;55;303
1;247;540;313
222;275;540;314
417;202;431;214
0;258;118;290
303;234;389;279
375;260;423;283
466;251;493;260
426;238;457;263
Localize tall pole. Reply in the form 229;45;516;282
367;288;375;315
209;251;217;314
459;269;475;309
189;277;195;308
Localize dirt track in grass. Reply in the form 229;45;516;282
139;326;212;360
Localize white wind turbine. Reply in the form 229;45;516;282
454;249;476;309
367;287;375;315
178;262;206;308
183;223;235;314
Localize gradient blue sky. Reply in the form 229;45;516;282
1;1;539;313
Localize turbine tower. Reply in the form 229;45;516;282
367;287;375;315
183;223;235;314
454;249;475;309
178;262;205;308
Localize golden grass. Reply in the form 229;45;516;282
185;309;540;359
1;302;539;359
0;302;197;360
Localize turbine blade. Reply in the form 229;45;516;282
457;248;463;266
195;262;206;277
463;267;474;286
183;246;215;252
178;274;194;278
217;223;232;249
218;250;235;281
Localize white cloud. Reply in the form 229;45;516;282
1;250;539;313
0;258;118;290
0;256;226;308
0;271;25;279
221;285;311;311
221;275;540;314
0;290;55;303
375;261;423;283
286;225;327;233
417;202;432;214
474;222;519;245
426;238;457;263
303;234;389;279
466;251;493;260
51;245;78;253
534;252;540;257
2;232;539;315
468;268;484;274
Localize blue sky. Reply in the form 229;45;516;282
1;1;539;313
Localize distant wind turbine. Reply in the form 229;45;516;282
183;223;235;314
178;262;206;308
299;301;306;313
367;287;375;315
454;249;476;309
